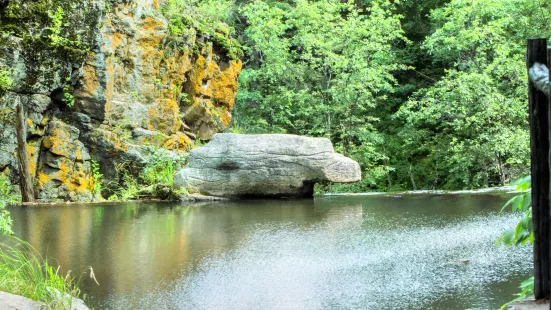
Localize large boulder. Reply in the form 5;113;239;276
174;134;361;198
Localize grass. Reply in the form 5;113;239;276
0;238;97;309
108;148;189;200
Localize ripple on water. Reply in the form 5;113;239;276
104;212;531;310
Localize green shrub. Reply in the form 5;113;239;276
0;175;14;235
497;176;533;309
161;0;242;60
62;84;75;107
141;148;187;186
0;70;12;94
46;7;80;48
91;160;103;195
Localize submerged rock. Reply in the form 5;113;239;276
174;133;361;198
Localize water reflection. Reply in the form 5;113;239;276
9;194;531;309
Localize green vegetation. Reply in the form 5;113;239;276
62;83;75;108
0;175;14;235
228;0;551;191
0;240;90;309
0;69;12;94
161;0;243;60
141;149;182;186
497;176;533;308
0;176;91;307
91;160;103;195
109;148;188;200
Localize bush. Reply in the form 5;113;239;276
0;175;14;235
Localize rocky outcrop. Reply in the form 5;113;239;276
0;0;242;201
173;134;361;198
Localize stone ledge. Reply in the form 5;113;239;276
508;296;549;310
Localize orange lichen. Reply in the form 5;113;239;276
37;172;50;186
211;60;242;109
163;132;192;151
147;98;180;135
26;142;39;177
35;121;95;198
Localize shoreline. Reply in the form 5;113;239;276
10;186;519;207
320;186;516;197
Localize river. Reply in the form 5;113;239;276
10;193;531;309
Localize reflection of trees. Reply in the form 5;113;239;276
7;194;509;307
8;200;334;304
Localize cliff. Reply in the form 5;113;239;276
0;0;242;202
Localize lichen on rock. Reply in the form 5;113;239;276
0;0;242;202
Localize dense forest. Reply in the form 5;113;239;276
171;0;551;191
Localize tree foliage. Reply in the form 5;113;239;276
188;0;550;191
393;0;550;189
235;0;405;188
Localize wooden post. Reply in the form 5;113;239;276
15;102;35;202
528;38;550;300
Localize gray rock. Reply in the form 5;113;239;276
0;291;44;310
174;133;361;198
179;193;230;202
0;290;89;310
46;288;90;310
132;128;169;147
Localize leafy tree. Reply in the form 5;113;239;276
393;0;551;189
235;0;406;188
497;176;533;309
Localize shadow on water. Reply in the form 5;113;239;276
8;193;531;309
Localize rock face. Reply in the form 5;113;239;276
0;0;242;201
0;291;89;310
174;134;361;198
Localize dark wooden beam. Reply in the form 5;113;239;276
528;38;550;300
15;103;35;203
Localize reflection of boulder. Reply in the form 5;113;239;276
174;134;361;198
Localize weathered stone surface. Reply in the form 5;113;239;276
0;291;90;310
182;48;242;140
0;0;242;201
174;134;361;198
35;120;95;202
0;291;44;310
132;128;168;147
508;296;549;310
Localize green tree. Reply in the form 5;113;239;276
235;0;406;188
393;0;551;189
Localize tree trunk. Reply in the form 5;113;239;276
15;103;34;202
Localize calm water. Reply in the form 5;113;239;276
10;193;531;310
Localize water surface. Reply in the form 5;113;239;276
10;193;531;309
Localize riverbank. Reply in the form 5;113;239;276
14;193;229;208
322;186;516;197
509;297;549;309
